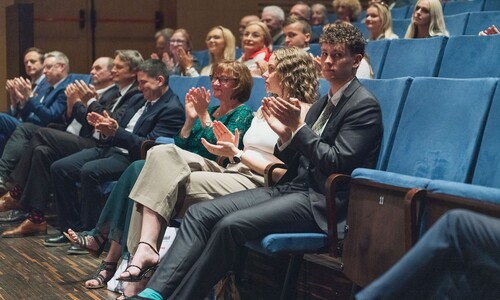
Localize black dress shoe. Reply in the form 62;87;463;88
0;209;28;222
44;234;71;247
67;244;89;255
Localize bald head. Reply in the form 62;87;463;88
290;3;312;22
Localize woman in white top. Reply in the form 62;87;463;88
115;48;318;290
405;0;448;39
365;2;399;41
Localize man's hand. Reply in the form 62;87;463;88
65;83;81;117
90;111;119;137
74;80;97;105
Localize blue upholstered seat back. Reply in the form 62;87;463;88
352;21;369;39
438;35;500;78
385;77;497;182
68;73;91;83
365;39;390;79
391;5;410;20
246;76;267;112
483;0;500;11
191;49;210;70
309;43;321;57
168;75;200;107
360;77;412;170
471;82;500;187
465;11;500;35
392;19;411;39
380;36;447;79
443;0;485;15
443;12;469;36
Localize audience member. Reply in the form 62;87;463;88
0;57;116;235
0;50;142;230
261;5;286;46
163;28;201;76
0;51;70;194
311;3;328;25
48;59;185;241
332;0;362;22
151;28;174;63
65;60;255;293
127;22;382;300
283;16;312;49
290;2;312;22
192;26;236;76
357;210;500;300
238;21;272;76
405;0;448;39
365;2;398;41
479;25;499;36
238;15;260;42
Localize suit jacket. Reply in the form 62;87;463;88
87;81;140;120
7;77;51;119
18;76;71;126
274;78;383;232
110;88;185;160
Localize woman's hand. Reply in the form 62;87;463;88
177;48;194;71
212;121;239;146
190;87;211;118
201;137;240;158
184;88;200;121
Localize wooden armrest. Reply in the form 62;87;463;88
264;162;287;186
325;173;351;257
47;123;66;131
140;140;157;159
405;188;426;250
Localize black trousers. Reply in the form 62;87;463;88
0;122;41;180
51;146;131;232
146;184;323;300
11;127;97;212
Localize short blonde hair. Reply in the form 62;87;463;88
206;26;236;64
244;21;273;50
272;47;318;104
405;0;449;38
332;0;362;22
211;60;253;103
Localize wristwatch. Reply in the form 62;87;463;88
205;121;213;128
232;150;244;163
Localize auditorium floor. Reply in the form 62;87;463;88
0;221;118;300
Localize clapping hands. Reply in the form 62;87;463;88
201;121;240;158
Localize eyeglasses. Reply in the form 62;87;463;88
170;39;186;45
210;76;238;84
43;63;61;71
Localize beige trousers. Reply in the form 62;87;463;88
127;144;264;253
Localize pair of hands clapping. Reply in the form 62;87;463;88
5;77;32;107
201;121;240;158
185;87;211;121
87;111;119;138
262;96;303;144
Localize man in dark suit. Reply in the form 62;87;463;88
0;51;143;225
0;51;70;193
0;56;124;224
128;23;382;300
2;59;185;239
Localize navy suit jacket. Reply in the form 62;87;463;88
274;78;383;232
18;76;71;126
110;88;185;160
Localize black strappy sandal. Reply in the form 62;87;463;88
64;231;107;258
118;241;159;282
85;260;117;289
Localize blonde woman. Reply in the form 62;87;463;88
405;0;448;39
238;21;273;75
332;0;362;22
365;2;399;41
199;26;236;75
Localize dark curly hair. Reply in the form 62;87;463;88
319;22;366;56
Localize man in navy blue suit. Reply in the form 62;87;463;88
0;51;70;193
35;59;185;241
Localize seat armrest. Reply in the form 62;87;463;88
325;173;351;257
140;140;156;159
264;162;287;186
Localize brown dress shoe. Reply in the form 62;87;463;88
1;219;47;238
0;192;23;212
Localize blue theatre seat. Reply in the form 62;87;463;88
365;39;390;79
443;0;485;16
444;12;469;36
465;11;500;35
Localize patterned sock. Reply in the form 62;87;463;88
9;184;23;201
28;209;45;224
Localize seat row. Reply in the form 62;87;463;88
393;0;499;18
366;34;500;79
242;75;500;297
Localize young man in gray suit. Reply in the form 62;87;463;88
128;22;383;300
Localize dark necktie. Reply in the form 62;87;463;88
312;100;335;133
40;86;54;103
144;102;151;113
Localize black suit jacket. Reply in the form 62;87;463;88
274;78;383;232
110;88;185;160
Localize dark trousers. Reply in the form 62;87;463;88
146;184;323;300
0;122;40;179
0;113;21;155
11;128;97;211
51;147;131;232
357;210;500;300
